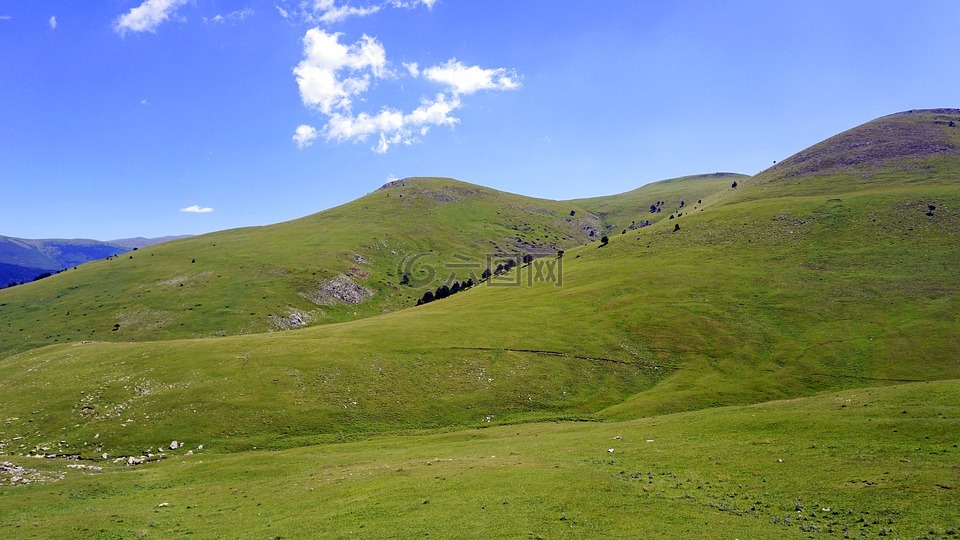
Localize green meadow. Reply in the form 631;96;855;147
1;109;959;538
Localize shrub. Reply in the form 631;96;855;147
599;235;609;247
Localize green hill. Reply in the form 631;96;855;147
568;171;748;232
1;109;958;538
1;109;957;455
0;178;628;358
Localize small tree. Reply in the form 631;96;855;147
674;223;680;231
522;253;534;264
557;250;564;259
450;281;461;295
436;284;450;299
599;235;609;247
731;181;738;188
421;290;434;304
569;210;576;216
400;273;410;285
482;268;492;280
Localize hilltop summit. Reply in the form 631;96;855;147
749;108;960;196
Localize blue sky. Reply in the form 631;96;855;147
1;1;958;240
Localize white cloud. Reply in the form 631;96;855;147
390;0;438;9
48;16;57;29
0;15;11;21
321;93;460;153
181;205;214;213
293;124;320;149
313;0;381;24
115;0;187;35
204;9;254;24
402;62;419;77
278;0;436;26
289;5;520;153
294;29;389;115
140;98;149;105
423;59;520;95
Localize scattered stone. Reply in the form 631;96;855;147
169;441;180;450
67;464;103;471
1;461;64;485
301;275;374;306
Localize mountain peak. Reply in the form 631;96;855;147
755;108;960;185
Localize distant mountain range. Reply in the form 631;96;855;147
0;235;190;287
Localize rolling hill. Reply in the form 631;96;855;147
0;108;958;538
0;177;732;358
569;171;748;232
0;235;189;288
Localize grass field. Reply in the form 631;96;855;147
1;380;957;539
1;109;959;538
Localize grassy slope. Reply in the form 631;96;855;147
1;380;957;539
1;113;957;459
0;178;617;359
569;172;748;232
1;109;959;537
